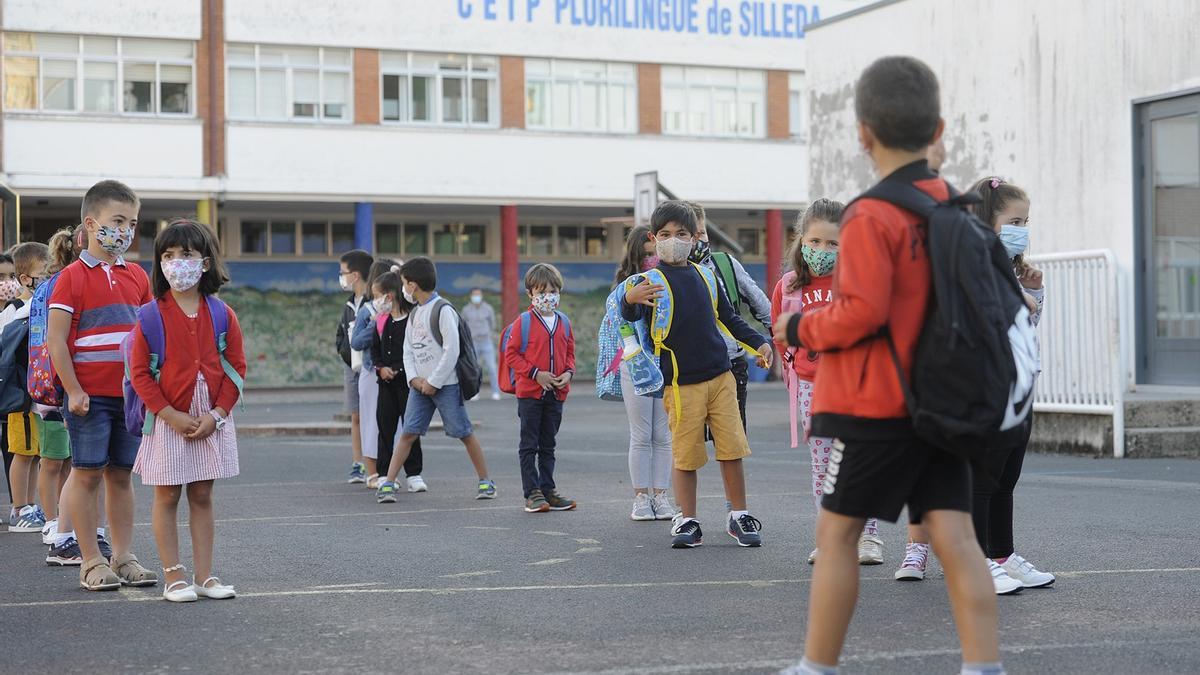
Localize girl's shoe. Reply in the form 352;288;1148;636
988;559;1024;595
999;553;1055;588
163;580;198;603
630;493;654;521
193;576;237;599
894;543;931;580
650;492;677;520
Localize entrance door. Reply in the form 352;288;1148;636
1138;93;1200;385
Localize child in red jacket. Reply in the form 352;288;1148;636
504;264;576;514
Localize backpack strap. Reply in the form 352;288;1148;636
136;301;167;435
428;298;451;347
694;263;760;357
204;296;245;412
710;252;741;313
518;311;532;353
557;311;571;339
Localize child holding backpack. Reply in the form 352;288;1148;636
369;268;426;499
129;219;247;602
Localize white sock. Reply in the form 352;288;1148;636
730;509;748;520
961;662;1005;675
54;531;75;547
97;527;106;537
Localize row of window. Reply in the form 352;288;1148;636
3;32;807;138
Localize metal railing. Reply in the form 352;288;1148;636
1026;249;1126;457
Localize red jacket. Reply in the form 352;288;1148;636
130;294;248;416
771;272;833;382
504;309;576;401
796;160;945;439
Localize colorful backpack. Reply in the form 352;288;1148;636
27;273;63;407
121;297;244;437
498;310;571;395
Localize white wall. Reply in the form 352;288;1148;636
1;0;201;39
224;123;806;207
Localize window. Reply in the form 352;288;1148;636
331;222;355;254
789;72;806;139
241;221;268;254
226;43;351;122
525;59;636;133
301;221;327;255
737;226;762;256
661;66;764;138
519;224;610;258
380;52;497;127
376;223;401;255
404;223;429;254
432;223;487;256
2;32;194;115
269;222;296;256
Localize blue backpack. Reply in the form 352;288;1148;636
497;310;571;394
0;304;30;415
27;273;63;407
121;297;244;437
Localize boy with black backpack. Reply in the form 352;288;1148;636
775;57;1009;675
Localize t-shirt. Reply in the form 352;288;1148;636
403;294;460;389
48;251;151;398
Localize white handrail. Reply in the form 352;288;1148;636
1025;249;1125;458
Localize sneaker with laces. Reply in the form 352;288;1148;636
670;517;703;548
630;494;654;521
524;489;550;513
988;559;1024;595
41;518;58;545
406;475;428;493
476;479;497;500
8;504;45;533
727;513;763;547
651;492;677;520
894;542;930;580
46;537;83;566
97;534;113;560
375;480;398;504
857;534;884;565
544;490;576;511
1000;553;1055;588
348;462;367;484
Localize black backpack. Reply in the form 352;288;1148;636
428;299;483;401
857;179;1039;460
0;313;30;415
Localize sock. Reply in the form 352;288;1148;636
993;555;1010;564
97;527;107;538
961;662;1005;675
796;657;838;675
730;509;748;521
54;531;74;547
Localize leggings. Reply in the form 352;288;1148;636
621;365;672;490
972;419;1032;559
798;380;878;536
358;369;379;460
376;376;423;479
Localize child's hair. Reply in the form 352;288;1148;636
366;257;398;289
0;252;13;269
151;218;230;298
616;225;652;283
855;56;940;152
683;201;706;229
372;270;413;315
11;242;50;280
81;180;139;223
968;176;1031;272
339;249;373;279
399;256;437;292
650;200;698;236
525;263;564;292
47;224;86;273
786;199;846;291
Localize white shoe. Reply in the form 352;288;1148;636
894;542;930;581
988;559;1024;595
1000;553;1055;588
807;548;818;565
365;474;381;489
163;580;198;603
491;392;501;401
469;394;481;402
193;576;236;599
41;518;58;545
406;475;428;493
857;534;884;565
650;492;677;520
630;493;654;521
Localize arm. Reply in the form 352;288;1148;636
349;305;374;351
731;256;773;330
563;319;576;376
716;282;767;351
402;320;417;384
1026;286;1045;327
769;280;790;359
213;310;248;414
503;317;538;379
426;307;460;389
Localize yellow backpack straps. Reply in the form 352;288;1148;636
645;269;684;433
694;263;760;356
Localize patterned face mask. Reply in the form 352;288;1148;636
688;239;712;264
0;279;21;303
373;296;393;314
160;258;205;292
532;291;560;313
97;225;134;256
655;237;693;265
802;245;838;277
641;255;661;271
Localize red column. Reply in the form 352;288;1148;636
500;205;520;323
765;209;784;296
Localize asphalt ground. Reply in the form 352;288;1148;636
1;383;1198;674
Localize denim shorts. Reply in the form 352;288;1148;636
63;395;140;470
403;383;473;439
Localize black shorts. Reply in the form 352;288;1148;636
820;434;971;524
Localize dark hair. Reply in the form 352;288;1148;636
855;56;941;152
151;218;230;298
650;200;698;236
684;201;706;232
0;253;12;268
372;270;413;315
400;256;437;292
11;242;50;281
81;179;139;223
616;225;653;283
786;199;845;291
339;249;373;279
968;176;1031;273
524;263;564;292
366;258;399;290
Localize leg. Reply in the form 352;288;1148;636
621;367;653;494
923;509;1000;663
38;458;65;521
673;468;698;518
401;376;424;477
706;372;751;511
349;412;362;463
68;467;104;561
358;373;379;476
517;397;542;497
376;380;400;477
537;395;562;495
345;365;362;464
187;481;216;583
385;435;419;483
9;454;32;508
803;509;869;666
484;343;501;397
462;435;489;480
718;459;747;511
988;425;1030;560
650;400;673;493
384;388;435;483
152;485;185;586
103;467;135;559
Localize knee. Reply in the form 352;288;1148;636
815;512;864;549
187;483;213;507
155;486;183;505
73;468;104;489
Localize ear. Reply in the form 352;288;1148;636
857;121;875;153
930;117;945;145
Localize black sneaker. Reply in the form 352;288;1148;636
97;534;113;560
727;513;763;547
46;537;83;566
670;518;703;548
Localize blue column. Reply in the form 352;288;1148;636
354;202;374;252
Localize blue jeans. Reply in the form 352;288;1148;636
517;391;563;498
402;383;474;439
64;395;140;470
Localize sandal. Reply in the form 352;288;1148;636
79;556;121;591
193;576;236;600
112;552;159;587
162;565;198;602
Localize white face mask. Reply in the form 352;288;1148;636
655;237;693;265
338;273;353;292
402;284;415;304
373;296;393;314
470;294;483;304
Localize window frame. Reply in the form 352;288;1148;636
378;52;499;128
524;58;637;134
517;222;612;260
788;71;807;140
225;43;352;123
660;66;765;139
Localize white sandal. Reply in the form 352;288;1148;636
162;565;198;603
193;576;237;599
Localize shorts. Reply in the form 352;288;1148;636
6;411;40;457
343;364;360;413
402;383;473;439
821;434;971;524
38;414;70;460
63;395;140;470
663;371;750;471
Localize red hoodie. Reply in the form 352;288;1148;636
504;309;576;402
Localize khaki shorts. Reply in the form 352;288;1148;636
663;371;750;471
7;411;40;457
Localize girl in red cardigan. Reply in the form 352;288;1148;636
131;219;247;603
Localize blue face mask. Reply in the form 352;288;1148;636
998;224;1029;259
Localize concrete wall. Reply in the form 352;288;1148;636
2;0;201;39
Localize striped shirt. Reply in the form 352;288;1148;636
48;250;151;398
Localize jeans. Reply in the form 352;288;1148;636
517;391;563;498
403;384;474;438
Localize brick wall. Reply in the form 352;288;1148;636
637;64;661;134
354;49;381;125
500;56;525;129
766;70;789;140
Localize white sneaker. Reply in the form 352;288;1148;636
406;475;428;493
491;392;501;401
1000;553;1055;588
857;534;884;565
894;542;930;580
469;394;481;402
650;492;677;520
807;548;818;565
988;559;1024;595
630;493;654;521
41;518;58;545
365;474;381;489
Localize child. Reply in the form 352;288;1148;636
368;268;426;497
375;257;495;502
3;242;50;534
774;56;1002;675
771;199;885;566
336;249;373;484
350;259;392;487
621;200;772;549
48;179;158;591
130;218;246;602
0;252;14;520
612;225;673;521
504;264;577;513
461;287;502;401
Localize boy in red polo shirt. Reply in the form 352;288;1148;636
48;180;158;591
503;264;577;513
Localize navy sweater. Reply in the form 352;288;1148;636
621;263;767;386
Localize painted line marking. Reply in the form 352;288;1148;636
439;571;501;579
528;558;572;566
574;538;601;544
574;547;602;554
376;523;429;528
460;526;510;531
533;531;571;536
308;582;385;590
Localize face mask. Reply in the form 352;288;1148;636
998;224;1029;259
470;294;483;304
373;297;393;314
655;237;693;265
532;292;560;313
688;239;712;264
96;225;133;256
802;245;838;277
641;255;660;272
160;258;205;292
338;273;353;292
401;285;415;304
26;277;46;292
0;279;20;303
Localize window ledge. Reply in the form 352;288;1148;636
3;112;200;124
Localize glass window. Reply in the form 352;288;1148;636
259;69;287;118
301;221;327;255
661;66;765;138
412;75;433;121
585;226;608;256
558;225;581;257
41;59;76;111
470;78;492;124
331;222;355;254
528;226;553;256
228;67;256;118
323;71;348;119
461;224;486;255
160;64;191;114
433;224;456;255
788;72;805;138
292;70;318;118
83;61;117;112
403;223;428;254
3;56;38;109
379;52;497;127
241;221;267;254
382;74;406;121
269;222;296;256
123;63;155;113
737;227;761;255
376;223;401;254
525;59;637;133
225;43;351;122
442;76;464;123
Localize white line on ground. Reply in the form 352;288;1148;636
533;531;571;536
376;523;429;527
575;538;601;544
459;526;511;531
528;558;572;566
574;547;602;554
308;582;385;590
438;571;501;578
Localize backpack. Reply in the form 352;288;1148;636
427;299;483;401
595;285;634;402
776;272;807;449
121;297;245;437
710;251;742;314
27;273;63;407
498;310;572;395
0;309;30;415
857;179;1039;459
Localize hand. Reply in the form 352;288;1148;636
1023;292;1039;315
411;377;437;396
164;409;200;436
534;371;556;391
67;390;90;417
552;371;573;389
773;313;797;346
1019;265;1043;290
380;367;396;381
756;343;774;369
624;280;665;307
186;414;217;441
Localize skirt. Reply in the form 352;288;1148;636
133;373;239;486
